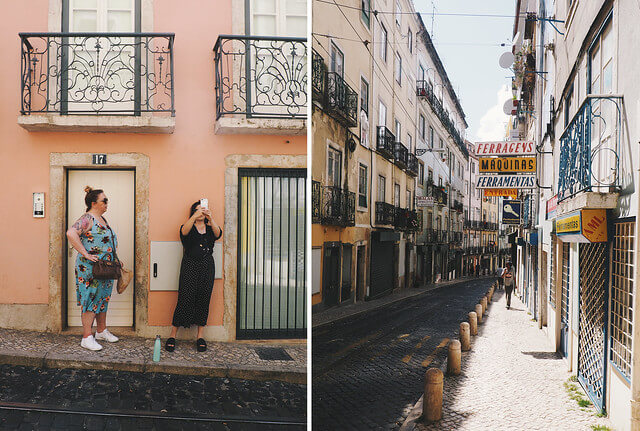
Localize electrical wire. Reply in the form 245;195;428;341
312;32;506;46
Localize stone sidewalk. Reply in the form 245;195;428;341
0;328;306;384
401;289;612;431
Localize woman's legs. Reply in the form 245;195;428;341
81;311;96;338
197;326;205;339
169;326;178;338
95;312;107;333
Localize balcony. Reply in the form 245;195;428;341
558;95;622;212
376;126;395;160
311;181;321;223
375;201;395;226
394;207;408;231
428;185;447;206
325;72;358;128
312;49;326;103
393;142;408;169
316;185;355;227
213;35;306;134
435;230;448;243
453;200;463;213
406;153;419;177
19;32;175;133
416;80;469;158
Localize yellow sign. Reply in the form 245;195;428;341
556;210;607;243
484;189;518;199
479;157;536;173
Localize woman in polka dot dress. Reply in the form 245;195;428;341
166;200;222;352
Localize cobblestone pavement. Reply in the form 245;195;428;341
0;364;306;430
404;290;612;431
312;279;496;430
0;328;305;384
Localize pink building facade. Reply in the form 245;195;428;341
0;0;307;342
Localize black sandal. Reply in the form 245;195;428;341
165;337;175;352
196;338;207;352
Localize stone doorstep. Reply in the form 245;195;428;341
0;350;306;385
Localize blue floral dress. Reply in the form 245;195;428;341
75;214;118;314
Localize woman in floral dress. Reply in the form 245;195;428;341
66;186;121;351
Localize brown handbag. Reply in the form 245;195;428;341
92;221;122;280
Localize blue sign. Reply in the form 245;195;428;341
502;200;522;225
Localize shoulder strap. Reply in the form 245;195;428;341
102;216;120;263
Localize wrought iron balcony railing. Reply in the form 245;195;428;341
406;153;419;177
20;32;175;115
559;95;623;202
311;180;321;223
416;80;469;158
377;126;395;159
394;207;408;231
317;185;355;227
393;142;408;169
214;35;306;120
312;49;326;102
375;201;395;225
453;200;463;213
326;72;358;128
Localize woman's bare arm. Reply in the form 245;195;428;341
66;214;98;262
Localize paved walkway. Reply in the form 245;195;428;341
401;289;612;431
0;328;305;384
313;276;495;329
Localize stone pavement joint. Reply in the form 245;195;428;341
0;328;306;384
400;291;612;431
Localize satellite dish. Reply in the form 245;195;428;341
503;99;517;116
499;52;515;69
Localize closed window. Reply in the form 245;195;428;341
408;29;413;53
395;52;402;85
419;162;424;185
394;183;400;207
419;115;426;141
327;147;342;187
360;77;369;114
250;0;306;37
429;126;434;147
380;23;388;61
330;42;344;76
361;0;371;27
378;175;386;201
358;164;368;208
379;100;387;128
396;0;402;28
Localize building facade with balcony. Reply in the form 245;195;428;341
311;0;421;310
413;15;468;285
0;0;307;343
513;0;640;428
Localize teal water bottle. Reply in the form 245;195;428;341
153;335;161;362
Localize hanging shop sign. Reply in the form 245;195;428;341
502;200;522;224
484;189;518;199
474;141;536;156
546;194;557;220
555;209;607;243
479;157;536;173
415;196;435;207
476;174;536;189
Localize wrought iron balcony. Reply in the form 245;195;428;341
376;126;395;160
315;185;355;227
559;95;623;202
312;180;321;223
453;200;463;213
406;153;419;177
214;35;306;119
20;32;175;115
394;207;408;231
325;72;358;128
393;142;408;169
312;49;326;103
375;201;395;225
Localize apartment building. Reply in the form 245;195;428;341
0;0;307;342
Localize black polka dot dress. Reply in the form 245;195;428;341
171;224;222;328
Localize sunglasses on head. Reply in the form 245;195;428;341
99;198;108;204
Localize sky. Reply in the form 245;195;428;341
411;0;516;142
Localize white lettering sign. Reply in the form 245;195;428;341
476;174;537;189
474;141;536;156
415;196;435;207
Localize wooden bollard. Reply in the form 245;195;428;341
423;368;444;422
475;304;483;324
481;297;487;315
469;311;478;335
460;322;471;351
447;340;461;375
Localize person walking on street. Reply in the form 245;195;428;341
502;262;516;309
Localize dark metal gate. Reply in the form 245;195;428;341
370;234;394;299
577;242;609;413
560;243;570;357
237;168;306;339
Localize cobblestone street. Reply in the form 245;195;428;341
0;365;306;430
403;290;612;431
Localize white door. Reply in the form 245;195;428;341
67;169;135;327
67;0;136;113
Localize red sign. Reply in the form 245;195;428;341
474;141;536;156
546;194;557;219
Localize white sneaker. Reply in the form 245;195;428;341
95;329;119;343
81;335;103;351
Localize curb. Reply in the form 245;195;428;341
313;276;498;330
0;352;306;385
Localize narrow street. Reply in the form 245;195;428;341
312;278;495;430
0;366;306;430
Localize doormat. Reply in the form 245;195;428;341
255;347;293;361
